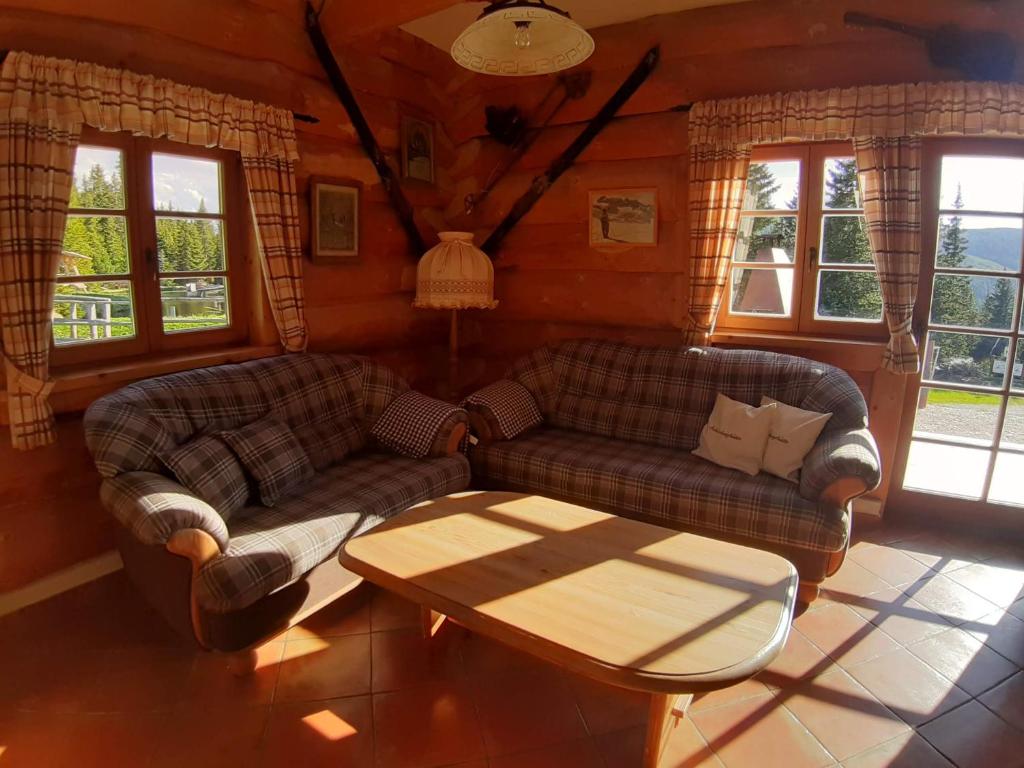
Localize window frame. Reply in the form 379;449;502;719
52;130;250;368
718;141;887;339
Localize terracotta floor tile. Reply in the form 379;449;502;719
944;561;1024;608
593;720;724;768
978;670;1024;731
966;609;1024;667
370;588;422;632
690;692;833;768
841;732;953;768
780;667;909;761
894;532;979;574
373;681;485;768
850;545;936;587
794;603;901;668
287;587;372;641
692;678;774;713
844;648;970;727
64;712;169;768
846;588;953;646
472;665;588;756
149;704;271;768
260;695;374;768
1009;598;1024;620
371;625;466;693
2;648;108;714
182;641;284;708
0;711;113;768
275;634;372;703
906;627;1019;697
821;560;894;603
487;737;604;768
919;700;1024;768
460;631;563;683
756;629;833;691
901;573;1000;626
564;670;649;734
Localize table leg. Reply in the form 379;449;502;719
643;692;693;767
420;606;447;639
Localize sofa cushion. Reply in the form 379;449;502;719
161;435;250;519
195;452;471;612
371;391;466;458
463;380;542;440
761;397;832;483
692;393;777;476
220;417;314;506
293;418;366;472
470;427;848;554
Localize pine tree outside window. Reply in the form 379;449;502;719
720;143;885;336
52;131;249;366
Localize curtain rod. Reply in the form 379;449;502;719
0;50;320;125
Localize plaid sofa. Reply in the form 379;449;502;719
84;353;470;618
465;340;880;564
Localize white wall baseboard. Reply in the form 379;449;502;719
0;550;123;618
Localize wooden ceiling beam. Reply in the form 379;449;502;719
319;0;466;41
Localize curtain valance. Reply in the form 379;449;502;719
689;81;1024;147
0;52;300;162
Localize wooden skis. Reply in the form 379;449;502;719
481;46;661;256
305;3;426;256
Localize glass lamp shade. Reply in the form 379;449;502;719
451;2;595;77
413;232;498;310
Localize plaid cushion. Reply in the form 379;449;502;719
361;359;410;422
161;435;250;519
371;391;468;459
220;417;314;506
470;427;849;553
293;418;367;471
463;380;542;440
196;452;470;612
100;471;230;551
507;340;870;453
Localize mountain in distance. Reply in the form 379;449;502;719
957;227;1021;305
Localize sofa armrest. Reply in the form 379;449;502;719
100;472;230;552
371;391;468;458
799;428;881;504
463;380;543;443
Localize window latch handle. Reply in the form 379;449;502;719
145;247;156;279
808;245;818;269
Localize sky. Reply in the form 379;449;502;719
72;146;222;214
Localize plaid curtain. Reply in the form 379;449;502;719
854;136;922;374
0;60;81;449
242;156;307;353
683;145;751;345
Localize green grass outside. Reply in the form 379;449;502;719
927;390;1023;406
52;316;225;342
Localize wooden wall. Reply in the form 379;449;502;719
0;0;464;591
445;0;1024;508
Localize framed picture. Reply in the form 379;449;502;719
311;178;359;263
401;116;434;184
589;188;658;247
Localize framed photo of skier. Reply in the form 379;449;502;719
311;178;359;264
589;188;658;247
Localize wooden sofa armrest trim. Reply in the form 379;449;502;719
467;411;495;445
820;477;869;510
446;422;468;456
166;528;222;649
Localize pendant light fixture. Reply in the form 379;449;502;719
452;0;595;77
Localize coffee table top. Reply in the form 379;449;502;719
341;492;797;694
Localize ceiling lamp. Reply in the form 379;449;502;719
451;0;595;77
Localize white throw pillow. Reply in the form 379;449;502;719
760;396;832;482
692;394;777;476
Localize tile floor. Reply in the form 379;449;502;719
1;521;1023;767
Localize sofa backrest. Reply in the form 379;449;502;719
83;353;408;478
508;339;868;451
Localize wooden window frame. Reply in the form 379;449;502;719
889;137;1024;524
52;129;250;368
718;142;887;340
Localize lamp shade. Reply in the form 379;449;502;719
414;232;498;310
451;1;594;77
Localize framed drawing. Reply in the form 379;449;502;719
311;178;359;263
589;188;658;247
401;116;434;184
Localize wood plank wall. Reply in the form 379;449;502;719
445;0;1024;508
0;0;465;591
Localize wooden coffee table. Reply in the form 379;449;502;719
340;492;797;767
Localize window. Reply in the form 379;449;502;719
722;143;884;335
53;132;247;365
902;143;1024;508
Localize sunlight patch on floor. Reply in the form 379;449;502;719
301;709;358;741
